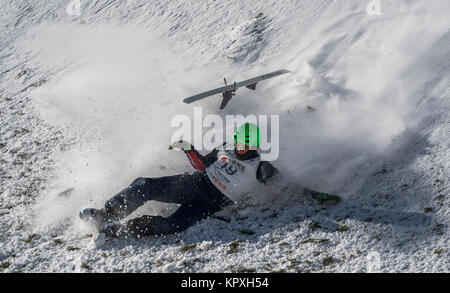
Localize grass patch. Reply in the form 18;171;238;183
180;243;197;253
335;225;349;232
309;221;322;230
434;194;444;201
322;256;336;267
227;241;241;254
434;248;444;255
373;233;383;240
301;238;329;244
66;246;81;251
53;239;64;245
433;224;444;235
23;234;36;243
80;264;91;270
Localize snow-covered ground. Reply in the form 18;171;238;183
0;0;448;272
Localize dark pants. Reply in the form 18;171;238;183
104;172;232;237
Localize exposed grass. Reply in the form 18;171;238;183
301;238;329;244
373;233;383;240
180;243;197;253
433;224;445;235
227;241;241;254
335;225;349;232
66;246;81;251
434;248;444;255
23;233;36;243
80;263;91;270
434;194;444;201
53;239;64;245
322;256;336;267
0;262;11;270
309;221;322;230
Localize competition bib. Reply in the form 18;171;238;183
206;145;261;202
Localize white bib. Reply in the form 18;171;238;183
205;144;261;202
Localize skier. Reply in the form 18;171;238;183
80;123;340;245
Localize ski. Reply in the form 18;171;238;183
183;69;290;109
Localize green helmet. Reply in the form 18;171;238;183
234;123;260;147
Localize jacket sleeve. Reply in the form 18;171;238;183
200;148;220;168
185;144;223;171
256;161;281;184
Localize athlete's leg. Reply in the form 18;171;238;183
104;174;206;220
123;198;231;237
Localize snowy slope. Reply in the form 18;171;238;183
0;0;448;272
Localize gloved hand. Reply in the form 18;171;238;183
168;140;194;152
